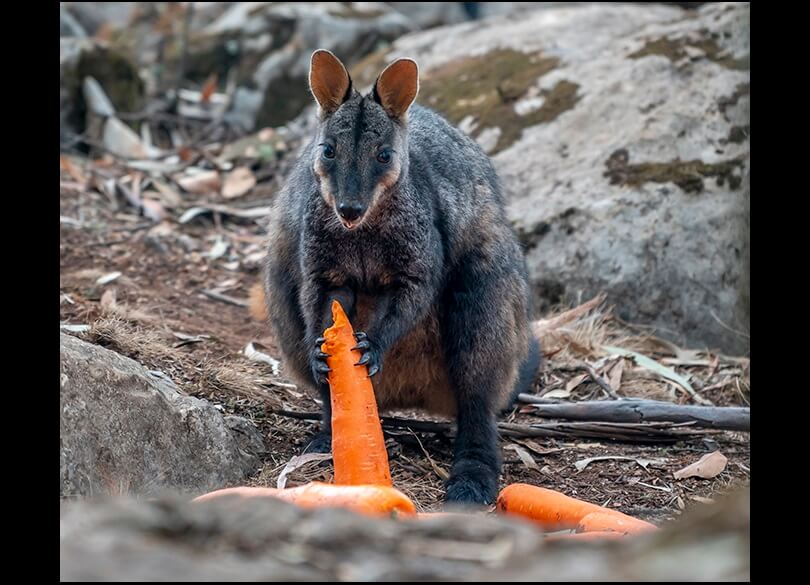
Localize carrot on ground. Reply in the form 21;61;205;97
576;511;657;535
193;482;415;517
496;483;651;532
322;300;392;486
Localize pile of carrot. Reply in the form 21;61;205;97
194;301;661;534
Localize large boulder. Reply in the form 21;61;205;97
60;487;749;580
353;2;750;353
60;333;263;497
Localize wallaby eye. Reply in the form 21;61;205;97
376;148;392;164
322;144;335;160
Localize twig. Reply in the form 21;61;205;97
199;289;250;308
271;410;711;444
576;360;620;399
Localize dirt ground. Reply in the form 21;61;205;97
60;169;750;522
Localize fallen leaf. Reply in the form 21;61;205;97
276;453;333;489
100;289;117;312
574;456;667;473
514;439;563;456
59;155;87;184
207;237;229;260
691;496;715;504
602;345;711;404
177;169;221;194
96;271;122;285
200;73;218;104
243;342;281;376
103;117;147;159
178;204;271;224
673;451;727;480
150;180;184;207
142;198;166;222
564;374;588;394
505;444;539;470
222;166;257;199
61;324;90;333
545;387;574;400
607;358;624;394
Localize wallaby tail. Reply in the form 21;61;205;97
248;282;269;322
503;334;542;412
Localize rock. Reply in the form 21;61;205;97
177;2;412;130
60;333;263;497
60;38;144;149
59;487;749;580
353;2;750;353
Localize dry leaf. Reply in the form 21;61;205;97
276;452;333;489
207;237;229;260
673;451;727;480
151;180;184;207
544;388;573;400
222;166;257;199
515;439;563;456
177;170;221;194
96;271;122;285
564;373;588;394
691;496;715;504
59;155;87;184
200;73;219;104
505;444;538;470
607;358;624;393
100;289;117;312
574;455;667;473
243;342;281;376
142;198;166;222
61;324;90;333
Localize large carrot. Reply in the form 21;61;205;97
577;511;657;535
322;300;392;486
496;484;644;531
193;482;415;517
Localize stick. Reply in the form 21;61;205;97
271;411;711;444
519;399;750;432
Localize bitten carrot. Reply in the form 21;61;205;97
193;482;415;517
322;300;392;486
576;511;657;535
496;484;642;531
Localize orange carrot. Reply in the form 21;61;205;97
497;484;636;531
576;511;657;535
322;300;392;486
193;482;415;517
545;531;626;543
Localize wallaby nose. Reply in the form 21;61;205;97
337;202;364;222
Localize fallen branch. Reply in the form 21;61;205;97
519;399;749;432
272;410;711;444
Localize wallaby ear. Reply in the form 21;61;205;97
309;49;352;115
373;58;419;120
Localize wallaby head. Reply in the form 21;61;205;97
308;49;419;230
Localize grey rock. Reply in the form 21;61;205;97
353;2;750;353
60;487;749;581
60;333;263;498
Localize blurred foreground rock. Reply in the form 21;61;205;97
60;487;749;580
